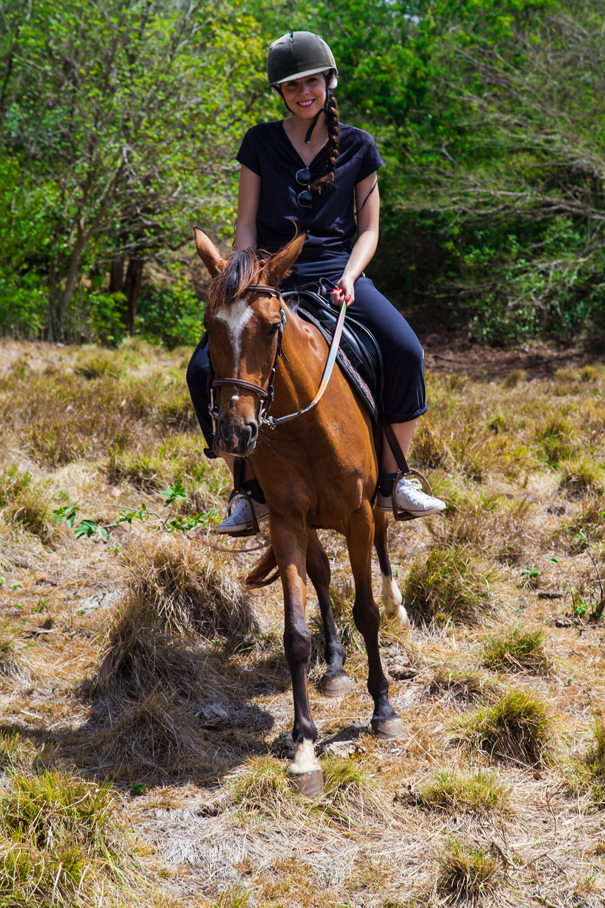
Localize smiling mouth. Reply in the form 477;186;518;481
297;99;315;108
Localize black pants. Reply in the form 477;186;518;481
187;250;426;453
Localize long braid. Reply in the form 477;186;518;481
310;87;339;192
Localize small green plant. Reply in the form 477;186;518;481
417;769;511;813
456;691;553;767
436;838;501;903
482;624;552;675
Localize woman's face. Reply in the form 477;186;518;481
280;73;326;119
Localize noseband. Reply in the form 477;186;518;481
208;284;286;437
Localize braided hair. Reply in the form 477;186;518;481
310;81;339;193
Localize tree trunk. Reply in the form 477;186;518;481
124;258;144;336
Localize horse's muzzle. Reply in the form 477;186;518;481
216;417;258;457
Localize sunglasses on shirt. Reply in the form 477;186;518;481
296;168;313;209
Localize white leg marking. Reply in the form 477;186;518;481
215;300;253;364
288;739;321;775
381;574;410;629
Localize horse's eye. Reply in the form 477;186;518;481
267;324;280;338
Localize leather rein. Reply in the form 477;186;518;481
208;282;347;435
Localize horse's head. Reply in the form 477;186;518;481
195;228;306;457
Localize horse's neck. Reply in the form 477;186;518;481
272;311;323;413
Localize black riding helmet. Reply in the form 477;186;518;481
267;31;338;89
267;31;338;145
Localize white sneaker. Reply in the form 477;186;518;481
377;476;446;517
216;493;270;536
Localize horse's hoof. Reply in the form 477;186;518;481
371;716;407;740
290;769;323;797
321;672;353;697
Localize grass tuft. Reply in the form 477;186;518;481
570;717;605;810
456;691;553;767
96;691;202;779
121;535;257;641
559;457;604;498
482;624;553;675
0;770;141;906
93;593;206;700
416;768;511;813
403;545;497;627
436;838;501;904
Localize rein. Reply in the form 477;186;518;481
208;282;347;435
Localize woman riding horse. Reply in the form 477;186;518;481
187;30;445;534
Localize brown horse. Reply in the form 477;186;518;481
195;228;408;794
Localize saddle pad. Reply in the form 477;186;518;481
283;290;384;423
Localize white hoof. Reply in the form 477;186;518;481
288;739;321;776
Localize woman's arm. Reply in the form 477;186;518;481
333;171;380;306
234;165;261;251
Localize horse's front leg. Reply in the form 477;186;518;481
271;515;323;795
347;505;406;739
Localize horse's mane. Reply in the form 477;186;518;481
207;248;263;315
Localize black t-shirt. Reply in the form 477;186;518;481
236;121;384;261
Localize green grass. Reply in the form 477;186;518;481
455;691;553;767
403;545;498;627
482;624;552;675
417;768;511;814
0;771;142;906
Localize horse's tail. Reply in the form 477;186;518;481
246;547;280;588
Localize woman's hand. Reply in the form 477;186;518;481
331;274;356;308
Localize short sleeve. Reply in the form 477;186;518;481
356;132;384;183
236;128;261;176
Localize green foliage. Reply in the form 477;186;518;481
417;768;511;814
136;278;205;349
456;690;553;766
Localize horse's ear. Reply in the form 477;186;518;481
263;233;307;286
194;227;226;277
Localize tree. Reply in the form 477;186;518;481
0;0;267;339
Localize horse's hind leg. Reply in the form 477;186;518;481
348;507;405;740
374;510;409;629
307;529;352;697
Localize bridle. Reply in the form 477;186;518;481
207;281;347;439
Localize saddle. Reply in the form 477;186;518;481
283;289;384;423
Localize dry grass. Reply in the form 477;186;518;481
93;593;207;700
120;535;257;641
569;717;605;810
95;690;204;779
403;545;499;627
